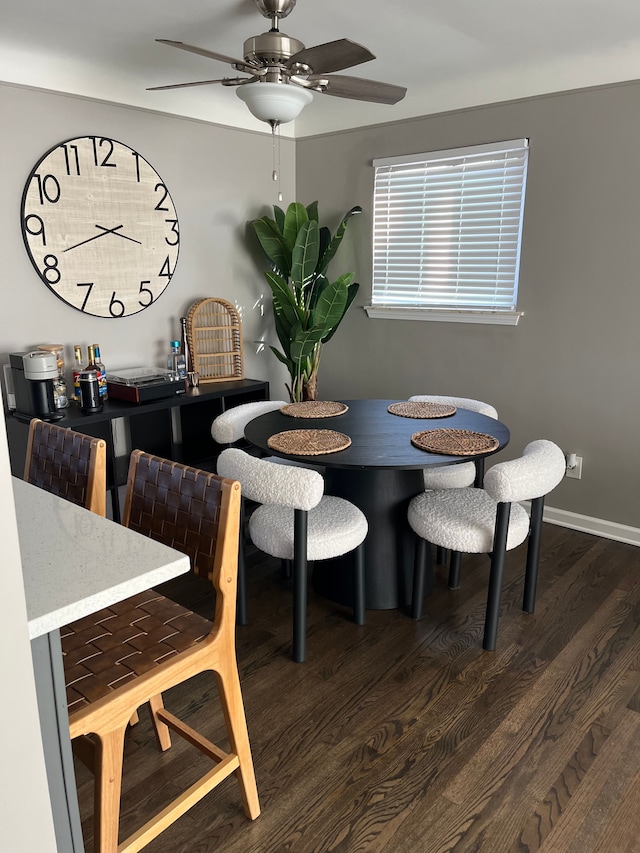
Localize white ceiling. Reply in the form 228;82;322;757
3;0;640;137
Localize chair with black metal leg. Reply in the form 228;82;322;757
217;447;367;662
408;439;565;650
409;395;499;571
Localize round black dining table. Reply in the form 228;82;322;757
244;399;510;610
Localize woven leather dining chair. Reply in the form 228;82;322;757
24;417;107;516
62;450;260;852
217;447;367;663
408;440;566;651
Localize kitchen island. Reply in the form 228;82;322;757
14;477;190;852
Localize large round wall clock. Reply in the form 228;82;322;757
21;136;180;318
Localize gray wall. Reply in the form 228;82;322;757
0;83;295;392
296;81;640;531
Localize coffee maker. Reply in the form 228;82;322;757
10;351;62;421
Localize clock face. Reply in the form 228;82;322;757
21;136;180;318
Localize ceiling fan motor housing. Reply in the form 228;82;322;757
244;31;305;66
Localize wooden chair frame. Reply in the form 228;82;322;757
24;417;107;516
63;451;260;852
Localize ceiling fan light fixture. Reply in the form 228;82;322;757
236;81;313;125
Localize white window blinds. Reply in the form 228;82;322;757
372;139;529;312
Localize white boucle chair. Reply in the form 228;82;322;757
409;394;500;569
217;448;368;663
408;395;499;490
211;400;289;445
408;440;566;651
212;399;290;625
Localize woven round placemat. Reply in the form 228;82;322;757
280;401;349;418
267;429;352;456
411;428;500;456
388;401;456;419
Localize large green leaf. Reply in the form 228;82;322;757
273;310;293;359
318;226;331;268
283;203;308;252
322;279;359;343
306;201;319;223
265;271;304;329
307;272;329;312
273;205;285;233
269;345;292;370
290;326;325;364
317;206;362;274
253;218;291;278
291;220;320;291
311;277;349;338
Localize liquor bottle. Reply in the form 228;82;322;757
93;344;108;401
180;317;191;373
85;345;104;389
167;340;186;380
72;345;83;404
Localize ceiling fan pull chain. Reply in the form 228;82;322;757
271;123;283;202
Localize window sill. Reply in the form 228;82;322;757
363;306;523;326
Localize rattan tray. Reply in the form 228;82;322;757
280;401;348;418
186;298;244;383
267;429;351;456
411;428;499;456
388;401;456;419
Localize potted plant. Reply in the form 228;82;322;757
251;201;362;402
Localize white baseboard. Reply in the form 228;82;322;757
540;504;640;547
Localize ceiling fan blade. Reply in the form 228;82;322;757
147;77;250;91
287;39;374;74
311;74;407;105
155;39;259;75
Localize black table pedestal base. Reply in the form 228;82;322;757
313;468;425;610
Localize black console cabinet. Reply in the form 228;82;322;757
6;377;269;521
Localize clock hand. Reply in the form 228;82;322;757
63;224;142;252
95;225;142;246
64;225;126;252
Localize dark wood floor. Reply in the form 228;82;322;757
74;524;640;852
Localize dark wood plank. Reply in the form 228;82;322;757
72;524;640;853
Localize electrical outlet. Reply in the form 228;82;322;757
565;455;583;479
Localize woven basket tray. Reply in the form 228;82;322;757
267;429;351;456
186;298;244;383
388;401;456;419
411;428;499;456
281;401;348;418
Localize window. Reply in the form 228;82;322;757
367;138;529;325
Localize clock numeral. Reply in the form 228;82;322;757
24;214;47;246
41;255;61;285
154;183;170;212
159;256;174;280
165;219;179;246
77;282;94;312
32;173;61;205
62;143;81;176
139;281;154;307
90;137;116;168
109;293;126;317
132;151;141;182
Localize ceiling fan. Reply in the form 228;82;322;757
148;0;407;127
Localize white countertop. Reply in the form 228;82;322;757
13;478;190;639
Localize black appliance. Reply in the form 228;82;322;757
10;351;62;421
